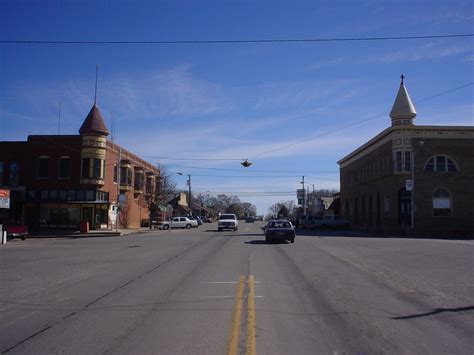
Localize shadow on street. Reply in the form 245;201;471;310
392;305;474;320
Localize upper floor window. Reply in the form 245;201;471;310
393;150;411;173
9;162;19;187
134;170;144;191
113;165;118;183
82;158;104;179
58;157;70;178
92;158;104;179
425;155;458;173
38;157;49;178
433;188;451;216
120;167;132;186
82;158;91;178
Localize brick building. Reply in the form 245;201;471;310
338;76;474;235
0;103;160;230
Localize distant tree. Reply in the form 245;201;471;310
226;203;245;218
144;164;177;228
268;200;296;219
278;205;289;219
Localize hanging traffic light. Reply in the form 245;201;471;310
241;159;252;167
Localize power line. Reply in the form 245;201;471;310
249;81;474;159
162;163;338;174
189;173;339;181
140;155;241;161
1;34;472;45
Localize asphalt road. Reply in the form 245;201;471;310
1;222;473;354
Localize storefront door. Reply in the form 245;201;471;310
82;206;94;229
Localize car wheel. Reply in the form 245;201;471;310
218;228;222;231
21;236;26;241
186;224;191;229
290;238;295;243
163;225;169;230
234;227;238;231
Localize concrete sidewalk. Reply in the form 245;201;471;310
27;228;159;239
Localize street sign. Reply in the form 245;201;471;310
297;189;305;199
405;179;413;191
0;189;10;209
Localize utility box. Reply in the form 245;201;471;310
80;221;89;234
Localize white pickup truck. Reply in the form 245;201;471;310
157;216;198;230
217;214;239;231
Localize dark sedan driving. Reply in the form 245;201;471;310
264;220;295;243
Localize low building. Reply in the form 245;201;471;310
0;103;160;230
337;76;474;236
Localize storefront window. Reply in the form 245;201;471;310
85;190;95;201
49;190;58;200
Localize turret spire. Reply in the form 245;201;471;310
390;74;416;125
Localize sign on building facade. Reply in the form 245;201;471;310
0;189;10;209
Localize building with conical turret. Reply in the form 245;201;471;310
0;102;160;231
337;76;474;236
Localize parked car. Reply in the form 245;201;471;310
217;214;238;231
312;215;349;229
201;217;212;223
265;220;295;243
4;221;28;240
157;217;198;230
245;217;255;223
188;215;202;226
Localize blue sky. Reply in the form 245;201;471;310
1;0;473;214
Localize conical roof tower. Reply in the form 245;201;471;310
390;74;417;126
79;104;109;136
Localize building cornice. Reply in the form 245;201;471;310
337;125;474;167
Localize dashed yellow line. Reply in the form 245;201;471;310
246;274;256;355
226;275;245;355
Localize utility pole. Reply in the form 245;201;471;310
187;174;192;216
301;176;306;216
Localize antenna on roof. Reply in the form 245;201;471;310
94;64;99;105
58;102;61;135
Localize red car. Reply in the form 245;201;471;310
4;221;28;240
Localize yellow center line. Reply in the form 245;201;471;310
246;274;256;355
226;275;245;355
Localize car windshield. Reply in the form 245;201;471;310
268;221;291;228
219;214;235;220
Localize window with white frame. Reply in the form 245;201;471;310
425;155;458;173
433;188;451;216
393;150;411;173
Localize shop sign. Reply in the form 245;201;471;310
0;189;10;209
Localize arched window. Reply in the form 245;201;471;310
433;188;451;216
425;155;458;172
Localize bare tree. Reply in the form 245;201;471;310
144;164;178;228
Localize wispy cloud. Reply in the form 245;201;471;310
360;42;470;64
